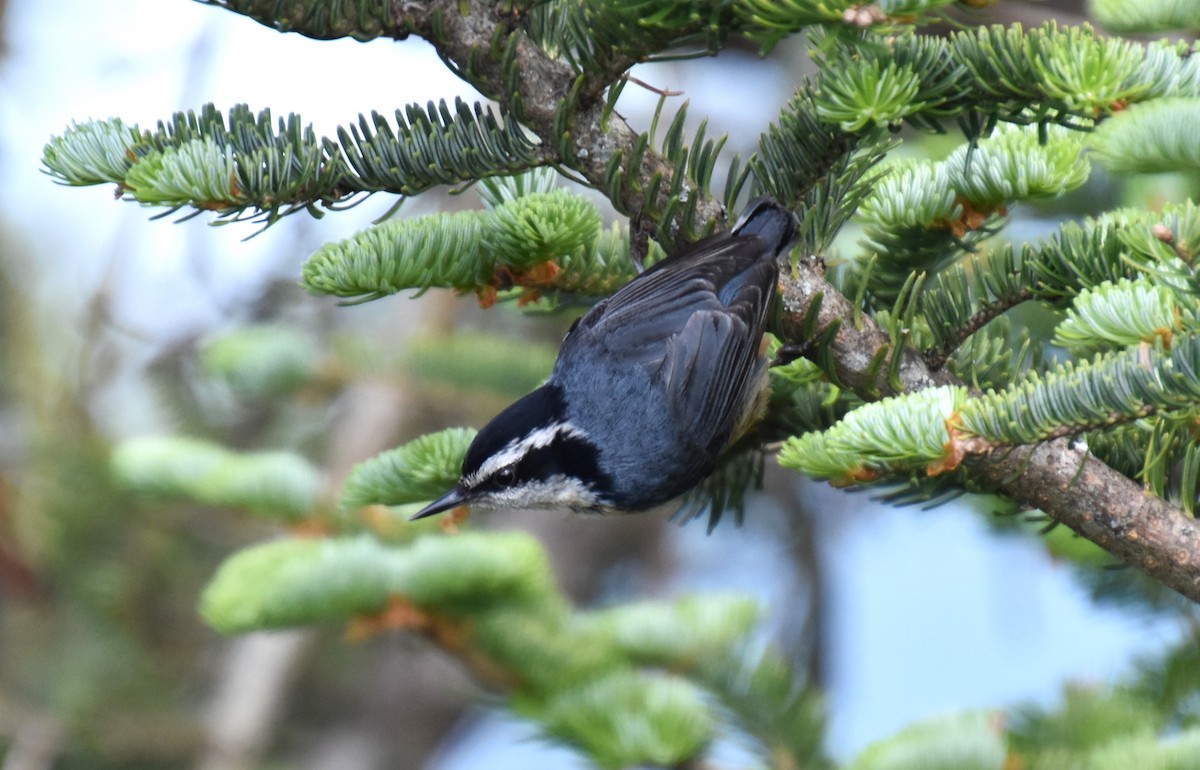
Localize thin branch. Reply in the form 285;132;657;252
924;286;1035;370
775;255;959;394
776;255;1200;604
207;0;728;241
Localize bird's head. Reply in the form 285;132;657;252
411;384;613;519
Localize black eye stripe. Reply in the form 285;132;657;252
513;432;611;490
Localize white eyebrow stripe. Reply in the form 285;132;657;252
466;422;585;487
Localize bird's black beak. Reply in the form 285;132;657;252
410;485;471;521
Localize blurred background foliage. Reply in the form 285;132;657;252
5;0;1200;769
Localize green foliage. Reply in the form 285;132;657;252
478;167;561;207
809;30;997;135
857;122;1089;306
405;331;557;398
200;532;554;633
950;23;1156;119
1030;25;1151;114
816;61;924;132
1085;416;1200;515
1053;278;1183;355
42;117;142;185
586;594;760;664
753;87;890;256
779;386;967;481
919;201;1200;363
734;0;856;49
535;671;712;770
123;136;240;207
700;650;831;769
946;317;1039;392
960;337;1200;446
484;187;603;266
678;442;766;530
200;324;321;397
44;100;541;225
847;712;1006;770
341;428;476;509
785;336;1200;482
1008;686;1160;763
300;189;603;302
1085;731;1200;770
1090;98;1200;173
302;208;489;300
1129;633;1200;722
1091;0;1200;34
338;100;542;194
111;436;321;521
530;0;734;73
858;159;958;265
946;123;1090;208
736;0;957;51
596;96;735;241
197;525;827;768
553;221;656;295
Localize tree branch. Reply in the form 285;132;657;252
201;0;1200;602
777;255;1200;604
205;0;728;241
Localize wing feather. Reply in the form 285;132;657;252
558;233;779;453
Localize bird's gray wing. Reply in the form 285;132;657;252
559;233;777;451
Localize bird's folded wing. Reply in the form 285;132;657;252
563;235;777;449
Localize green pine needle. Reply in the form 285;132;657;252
200;325;321;397
1053;278;1183;355
816;61;924;132
919;201;1200;359
1034;25;1151;114
946;123;1090;209
535;670;713;770
124;138;241;208
44;100;542;227
301;190;602;302
586;594;760;667
112;436;321;521
1090;98;1200;173
405;332;556;399
959;336;1200;446
340;427;476;509
338;99;542;192
483;188;602;267
42;118;141;186
478;168;561;208
551;222;648;296
302;208;489;301
200;531;554;633
734;0;845;52
779;386;968;480
848;712;1006;770
949;23;1158;118
1092;0;1200;34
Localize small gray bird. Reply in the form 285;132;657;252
413;198;797;520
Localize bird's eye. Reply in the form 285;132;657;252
495;467;517;487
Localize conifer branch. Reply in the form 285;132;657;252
772;256;1200;604
172;1;1200;606
205;0;732;242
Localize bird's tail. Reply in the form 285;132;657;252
731;198;797;255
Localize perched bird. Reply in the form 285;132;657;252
413;198;797;520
